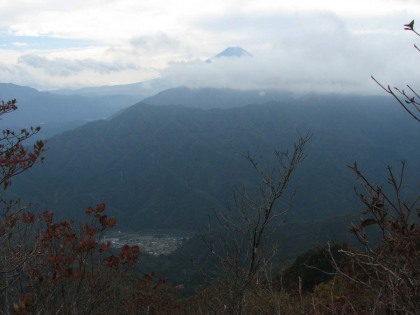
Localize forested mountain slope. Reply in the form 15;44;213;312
9;91;420;231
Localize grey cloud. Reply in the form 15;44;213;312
18;54;139;76
0;62;17;74
130;33;181;53
0;62;46;90
163;55;369;94
195;12;291;32
195;12;346;39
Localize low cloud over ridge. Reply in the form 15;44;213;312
18;54;139;76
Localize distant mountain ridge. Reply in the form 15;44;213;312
0;83;138;139
50;77;172;98
0;83;41;100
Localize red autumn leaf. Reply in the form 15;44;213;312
107;217;117;227
96;203;106;213
158;277;166;284
120;245;131;259
85;207;94;215
84;225;98;236
404;20;415;30
43;211;53;224
119;245;140;265
5;214;19;228
99;242;111;252
79;237;97;252
21;212;35;224
103;255;120;269
99;215;117;228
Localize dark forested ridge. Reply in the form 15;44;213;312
9;90;420;231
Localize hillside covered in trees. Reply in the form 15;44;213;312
8;90;420;232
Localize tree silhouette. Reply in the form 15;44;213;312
371;20;420;122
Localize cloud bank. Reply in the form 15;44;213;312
0;1;419;92
164;13;420;94
18;54;139;76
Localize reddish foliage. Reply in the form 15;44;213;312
96;203;106;213
83;223;99;236
107;217;117;227
42;211;53;225
0;102;45;189
119;244;140;265
99;242;111;252
5;213;19;228
99;215;117;228
86;206;94;215
21;212;35;224
103;255;121;269
1;103;183;314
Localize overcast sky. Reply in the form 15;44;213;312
1;0;419;93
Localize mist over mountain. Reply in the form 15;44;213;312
9;89;420;231
143;87;295;109
49;47;251;98
50;77;172;98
